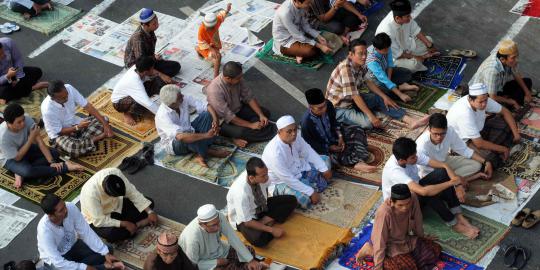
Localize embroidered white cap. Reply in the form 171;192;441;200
203;13;218;27
276;115;295;130
197;204;218;222
469;83;488;96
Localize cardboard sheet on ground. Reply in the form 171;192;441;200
0;204;37;249
62;14;118;50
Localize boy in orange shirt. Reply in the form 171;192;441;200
196;3;232;78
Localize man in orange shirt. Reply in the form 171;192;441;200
196;3;231;78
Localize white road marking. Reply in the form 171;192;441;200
253;60;308;107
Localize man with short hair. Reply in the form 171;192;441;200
470;39;533;109
227;157;297;247
446;83;520;168
143;231;197;270
326;39;427;130
205;61;276;148
416;113;492;184
41;80;113;157
382;137;479;239
37;194;124;270
375;0;438;72
0;104;82;189
80;167;157;243
0;37;47;104
180;204;267;270
112;55;166;125
262;115;331;209
196;3;231;78
124;8;181;83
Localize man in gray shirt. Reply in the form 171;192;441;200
0;104;82;189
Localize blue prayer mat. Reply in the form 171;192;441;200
413;56;467;90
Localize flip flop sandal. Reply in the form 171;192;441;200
448;49;477;58
522;210;540;229
513;247;529;269
512;208;531;226
503;244;518;267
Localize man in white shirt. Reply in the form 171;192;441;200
156;85;229;167
41;80;113;157
111;55;166;126
382;137;479;239
80;167;157;243
37;194;124;270
262;115;332;209
227;157;297;247
416;113;492;184
447;83;520;168
375;0;438;72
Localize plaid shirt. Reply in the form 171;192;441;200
470;53;517;95
326;58;367;109
124;26;157;68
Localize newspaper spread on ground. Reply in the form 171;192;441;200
62;14;118;50
0;204;37;249
200;0;279;32
0;189;19;205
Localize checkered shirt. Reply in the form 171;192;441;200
326;58;367;109
470;53;517;95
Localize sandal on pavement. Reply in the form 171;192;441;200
127;157;148;175
448;49;477;58
522;210;540;229
513;247;529;270
118;156;138;171
512;208;531;226
503;244;518;267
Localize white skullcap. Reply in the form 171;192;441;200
197;204;218;222
203;13;218;27
276;115;295;130
468;83;488;96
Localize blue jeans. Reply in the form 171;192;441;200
172;111;214;159
335;93;405;128
3;144;65;179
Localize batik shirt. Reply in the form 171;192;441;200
124;26;157;68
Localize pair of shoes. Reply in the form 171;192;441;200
503;244;529;269
512;208;540;228
118;143;154;174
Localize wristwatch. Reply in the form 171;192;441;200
147;209;155;214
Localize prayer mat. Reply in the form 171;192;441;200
336;136;392;186
217;150;253;187
423;209;509;263
0;88;47;119
239;213;353;270
464;171;516;208
499;140;540;181
519;97;540;140
82;88;158;142
0;4;83;35
412;56;466;90
256;39;334;70
214;136;268;156
296;179;381;228
113;216;185;269
370;108;428;141
0;167;93;204
395;84;447;113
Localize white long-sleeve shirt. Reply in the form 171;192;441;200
37;203;109;270
155;96;208;154
262;134;328;196
272;0;320;55
375;11;422;60
446;95;502;141
111;66;159;114
41;84;87;139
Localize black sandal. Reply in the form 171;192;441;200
503;244;518;267
118;156;138;171
127;157;148;175
514;247;529;269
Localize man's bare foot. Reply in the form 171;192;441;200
207;148;230;158
13;174;23;189
91;132;107;143
194;155;209;168
408;115;430;129
398;82;420;91
23;13;31;20
355;242;373;261
65;161;84;172
353;162;377;173
452;222;479;239
296;56;303;64
123;113;137;126
232;138;248;148
0;99;6;105
32;81;49;90
456;214;479;233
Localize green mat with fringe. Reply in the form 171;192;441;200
256;39;334;70
0;3;83;35
396;83;447;113
0;88;47;119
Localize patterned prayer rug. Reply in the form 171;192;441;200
396;84;447;113
0;167;93;204
0;88;47;119
499;140;540;181
296;179;381;228
413;56;466;90
238;213;353;270
370;108;428;141
113;216;185;269
83;88;158;142
214;136;268;156
0;4;83;35
423;209;509;263
464;171;516;208
519;97;540;140
256;39;334;70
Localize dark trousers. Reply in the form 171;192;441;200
91;197;154;243
61;239;106;270
154;59;181;78
0;66;42;102
418;168;460;223
9;0;49;17
319;7;362;35
500;77;532;106
220;104;277;142
236;195;297;247
3;144;65;180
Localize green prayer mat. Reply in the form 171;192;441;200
0;88;47;119
0;4;83;35
423;208;509;263
256;39;334;70
396;83;447;113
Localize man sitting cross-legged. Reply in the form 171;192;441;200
41;80;114;157
382;137;479;239
143;231;198;270
80;167;157;243
301;88;376;173
37;194;125;270
227;157;297;247
262;115;332;209
7;0;53;20
0;104;83;189
156;84;229;167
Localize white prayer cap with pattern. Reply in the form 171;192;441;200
197;204;218;222
276;115;295;130
203;13;218;27
469;83;488;96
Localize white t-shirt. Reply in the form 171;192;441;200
381;154;429;200
111;66;159;114
446;95;502;141
41;84;88;139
